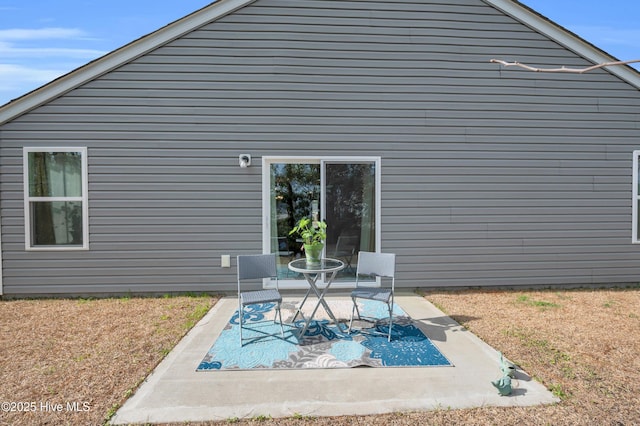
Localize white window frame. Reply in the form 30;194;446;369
23;147;89;251
262;156;382;289
634;150;640;243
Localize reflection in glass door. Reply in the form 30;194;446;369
269;163;320;279
324;162;376;281
266;158;379;283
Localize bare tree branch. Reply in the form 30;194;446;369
490;58;640;73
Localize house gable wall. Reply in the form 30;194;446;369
1;0;639;295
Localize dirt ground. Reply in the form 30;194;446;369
0;288;638;426
0;295;217;426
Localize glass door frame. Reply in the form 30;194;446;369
262;156;381;289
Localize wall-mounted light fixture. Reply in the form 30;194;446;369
239;154;251;168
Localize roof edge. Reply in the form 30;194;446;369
0;0;257;125
2;0;638;126
484;0;640;90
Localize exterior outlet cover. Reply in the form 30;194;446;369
221;255;231;268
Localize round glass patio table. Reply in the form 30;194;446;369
287;258;345;339
287;258;344;274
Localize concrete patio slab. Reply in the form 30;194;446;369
111;292;558;425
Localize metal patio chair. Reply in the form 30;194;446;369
348;251;396;341
237;254;284;346
331;234;359;273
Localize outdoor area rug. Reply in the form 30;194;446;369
197;299;452;371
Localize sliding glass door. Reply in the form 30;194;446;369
263;157;380;286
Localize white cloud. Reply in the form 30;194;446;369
0;45;106;58
0;64;68;92
0;26;107;104
0;64;64;81
0;27;87;41
0;27;104;59
571;25;640;54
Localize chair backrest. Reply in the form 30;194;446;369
333;235;359;256
356;251;396;278
237;254;277;281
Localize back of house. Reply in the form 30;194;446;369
1;0;639;297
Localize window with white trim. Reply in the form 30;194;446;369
23;148;89;250
634;151;640;243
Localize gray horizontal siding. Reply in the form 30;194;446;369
1;0;640;295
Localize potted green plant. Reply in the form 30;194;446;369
289;217;327;265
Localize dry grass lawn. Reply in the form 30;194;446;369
0;295;217;426
0;288;639;425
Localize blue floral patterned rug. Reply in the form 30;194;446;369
197;299;451;371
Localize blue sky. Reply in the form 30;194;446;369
0;0;638;106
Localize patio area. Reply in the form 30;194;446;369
111;292;558;425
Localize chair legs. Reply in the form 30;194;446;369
348;298;393;341
275;302;284;338
239;301;244;346
239;302;284;347
386;302;392;342
348;297;360;334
